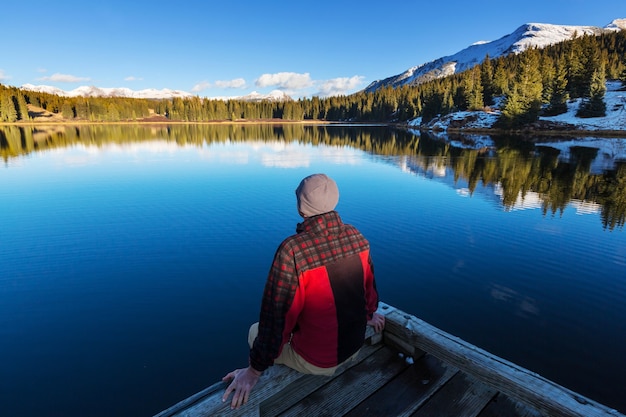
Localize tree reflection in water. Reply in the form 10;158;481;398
1;124;624;230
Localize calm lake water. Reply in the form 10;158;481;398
1;124;625;416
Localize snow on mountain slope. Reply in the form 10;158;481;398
411;80;626;133
20;83;193;99
364;19;625;93
212;90;292;102
19;84;292;102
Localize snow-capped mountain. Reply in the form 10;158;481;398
364;18;626;93
20;84;194;99
214;90;293;102
19;84;292;102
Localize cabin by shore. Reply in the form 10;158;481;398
155;302;624;417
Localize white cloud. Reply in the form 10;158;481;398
251;72;364;97
193;78;247;92
124;76;143;81
0;69;10;82
37;73;90;83
215;78;247;89
255;72;313;90
316;76;365;97
191;81;211;92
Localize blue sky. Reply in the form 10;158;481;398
1;1;623;98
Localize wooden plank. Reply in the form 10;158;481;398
153;381;227;417
171;366;305;417
259;343;382;416
275;345;409;417
412;373;497;417
479;393;543;417
378;302;625;417
384;330;424;358
344;353;458;417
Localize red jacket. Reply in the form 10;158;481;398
250;211;378;372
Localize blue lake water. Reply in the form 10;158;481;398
1;124;625;416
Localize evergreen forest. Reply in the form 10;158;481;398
0;30;625;128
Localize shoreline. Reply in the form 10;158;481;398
0;118;332;126
2;119;626;137
434;126;626;138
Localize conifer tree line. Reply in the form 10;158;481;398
1;30;624;127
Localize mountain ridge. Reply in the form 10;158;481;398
19;83;292;102
364;18;626;93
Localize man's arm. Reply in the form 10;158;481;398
362;251;379;317
250;239;301;372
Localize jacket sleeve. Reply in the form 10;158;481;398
364;251;378;320
249;239;300;372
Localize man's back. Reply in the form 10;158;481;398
270;211;377;368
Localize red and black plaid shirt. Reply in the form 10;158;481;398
250;211;378;372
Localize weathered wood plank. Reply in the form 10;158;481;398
384;329;424;358
344;353;458;417
411;373;497;417
259;343;383;416
169;366;304;417
153;381;227;417
479;393;543;417
378;302;624;417
276;345;409;417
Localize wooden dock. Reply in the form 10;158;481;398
155;302;625;417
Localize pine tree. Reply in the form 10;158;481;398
444;89;455;113
75;99;89;119
498;87;524;128
463;67;484;111
62;100;74;119
498;48;543;128
480;54;495;106
15;92;30;121
421;91;443;123
620;54;626;88
544;60;570;116
492;59;510;96
566;35;586;98
539;55;555;103
0;91;17;122
576;62;607;118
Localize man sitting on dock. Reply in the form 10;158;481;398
222;173;385;410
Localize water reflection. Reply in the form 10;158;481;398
489;284;541;319
2;124;625;230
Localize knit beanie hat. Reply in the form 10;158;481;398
295;173;340;217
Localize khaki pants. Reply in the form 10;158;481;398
248;322;342;376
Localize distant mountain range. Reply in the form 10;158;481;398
364;18;626;93
20;83;292;102
20;84;193;100
20;19;626;100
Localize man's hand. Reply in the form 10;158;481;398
222;366;262;409
367;312;386;333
